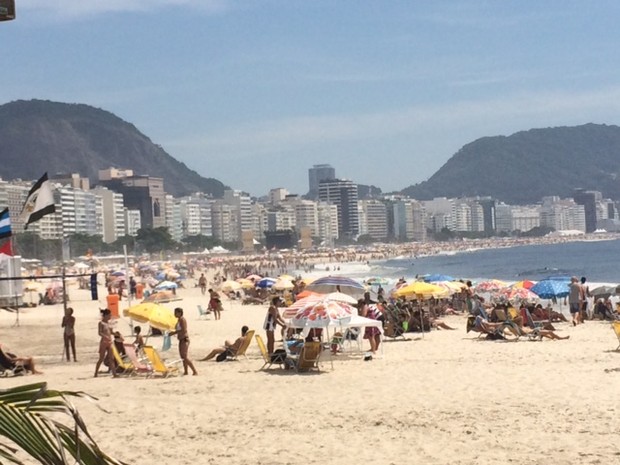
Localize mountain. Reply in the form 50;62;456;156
402;123;620;204
0;99;227;197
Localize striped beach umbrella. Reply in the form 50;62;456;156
305;276;366;297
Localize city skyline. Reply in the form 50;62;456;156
3;2;620;196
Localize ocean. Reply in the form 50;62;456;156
374;238;620;284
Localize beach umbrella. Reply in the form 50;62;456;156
282;292;359;318
474;279;507;293
434;281;466;296
256;277;277;288
273;278;295;291
366;277;389;286
123;302;177;331
143;290;176;303
278;274;295;281
246;274;262;281
305;276;366;297
424;274;454;283
512;280;536;290
236;278;255;289
530;279;570;299
495;287;540;305
393;281;447;300
590;285;617;299
221;280;242;292
155;280;178;291
295;289;320;300
289;299;356;328
110;270;125;277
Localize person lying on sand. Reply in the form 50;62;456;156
200;326;249;361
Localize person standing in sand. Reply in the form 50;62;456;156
264;297;286;354
198;273;207;295
568;276;583;326
94;309;116;378
170;307;198;376
61;307;77;362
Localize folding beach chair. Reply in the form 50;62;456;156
197;304;211;320
228;330;254;361
123;343;153;376
294;341;321;373
612;321;620;351
143;345;180;377
111;344;134;375
255;335;284;370
0;348;25;377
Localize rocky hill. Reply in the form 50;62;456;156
402;123;620;204
0;99;227;197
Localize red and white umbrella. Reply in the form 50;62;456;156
289;299;356;328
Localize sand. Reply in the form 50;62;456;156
1;281;620;465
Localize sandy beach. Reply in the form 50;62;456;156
1;278;620;465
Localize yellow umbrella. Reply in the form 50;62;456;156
236;278;255;289
393;281;447;300
221;280;242;292
123;303;177;331
278;274;295;281
273;278;294;291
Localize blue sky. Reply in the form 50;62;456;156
3;1;620;197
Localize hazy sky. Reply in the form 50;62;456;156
3;1;620;197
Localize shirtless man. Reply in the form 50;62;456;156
200;326;250;361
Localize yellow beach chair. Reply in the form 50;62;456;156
111;344;134;375
229;330;254;361
143;345;180;377
612;321;620;351
255;335;284;370
294;341;321;373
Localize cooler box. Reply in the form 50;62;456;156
106;294;120;318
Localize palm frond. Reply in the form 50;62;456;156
0;382;127;465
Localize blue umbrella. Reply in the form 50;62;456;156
256;277;277;288
424;274;454;283
531;280;570;299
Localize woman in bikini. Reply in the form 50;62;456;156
171;308;198;376
264;297;286;354
94;309;117;378
61;307;77;362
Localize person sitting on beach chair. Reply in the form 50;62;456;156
0;345;42;374
200;325;250;361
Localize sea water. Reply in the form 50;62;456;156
374;238;620;284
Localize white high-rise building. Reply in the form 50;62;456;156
317;202;338;245
124;209;141;236
358;199;388;240
222;190;252;241
211;202;239;243
92;187;126;243
540;198;586;232
393;199;426;241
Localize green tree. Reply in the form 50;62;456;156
136;227;177;253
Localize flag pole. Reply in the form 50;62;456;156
9;236;19;327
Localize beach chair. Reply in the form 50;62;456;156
0;348;25;377
294;341;321;373
255;334;284;370
612;321;620;351
111;344;135;375
123;343;153;376
197;304;211;320
228;330;254;361
142;345;180;377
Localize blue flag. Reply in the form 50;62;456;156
0;208;11;239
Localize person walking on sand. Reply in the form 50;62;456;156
264;297;286;354
170;307;198;376
94;309;117;378
61;307;77;362
198;273;207;295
